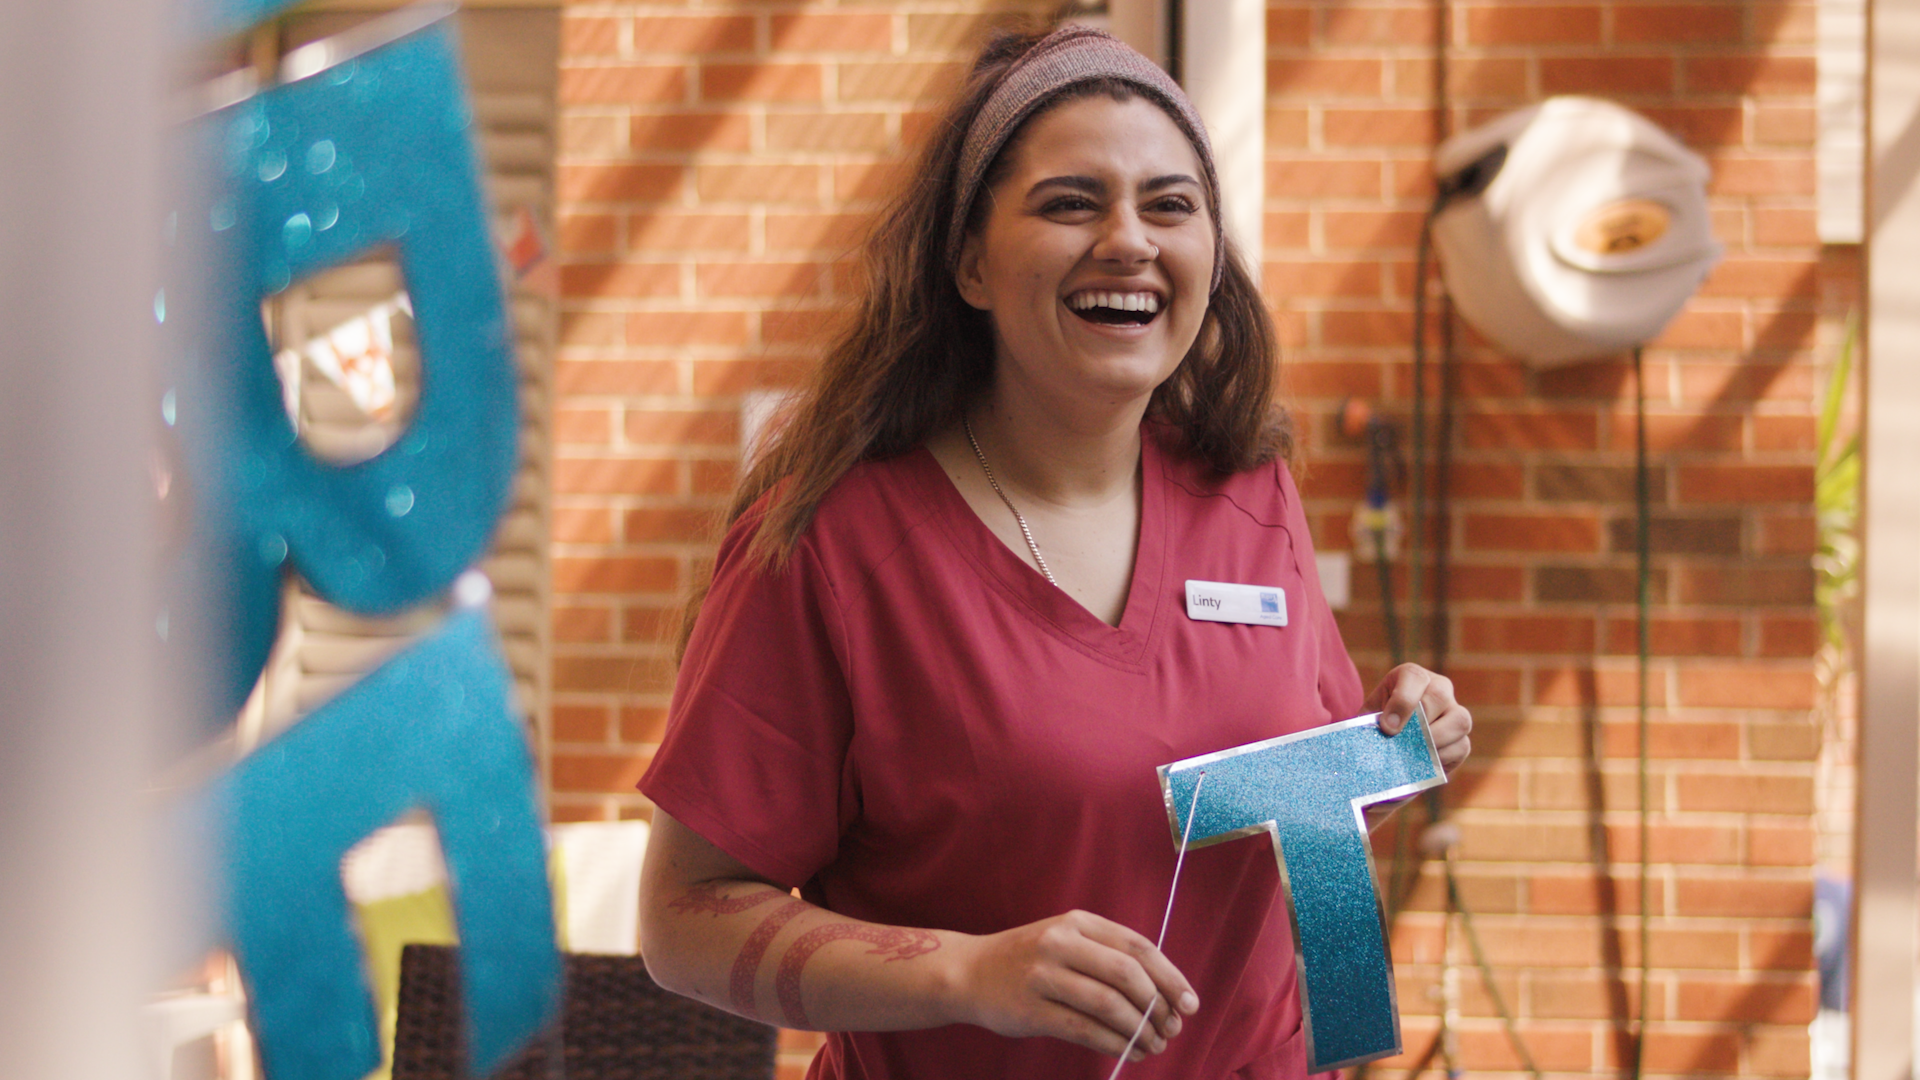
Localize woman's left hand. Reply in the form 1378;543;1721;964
1366;664;1472;773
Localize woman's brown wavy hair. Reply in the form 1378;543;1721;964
677;27;1292;656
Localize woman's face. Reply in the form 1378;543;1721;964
955;94;1214;419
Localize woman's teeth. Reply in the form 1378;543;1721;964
1066;291;1162;314
1066;291;1163;325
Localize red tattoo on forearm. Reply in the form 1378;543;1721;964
774;924;941;1028
669;881;783;918
728;900;809;1016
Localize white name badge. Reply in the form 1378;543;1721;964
1184;579;1288;627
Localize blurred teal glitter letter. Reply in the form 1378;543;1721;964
163;7;558;1080
210;610;554;1080
1158;713;1445;1071
162;8;517;725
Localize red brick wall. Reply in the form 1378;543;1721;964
1270;1;1837;1075
549;0;1046;828
552;0;1834;1075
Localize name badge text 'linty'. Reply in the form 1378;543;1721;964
1184;580;1287;627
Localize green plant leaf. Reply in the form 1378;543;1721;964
1818;315;1858;462
1815;312;1862;655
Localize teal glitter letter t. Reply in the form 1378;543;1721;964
1158;713;1445;1071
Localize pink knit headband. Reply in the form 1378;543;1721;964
947;26;1225;293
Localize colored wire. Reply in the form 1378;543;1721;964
1438;847;1461;1080
1109;771;1208;1079
1411;215;1429;668
1376;524;1404;665
1432;238;1458;671
1448;863;1543;1079
1379;186;1542;1080
1632;345;1652;1080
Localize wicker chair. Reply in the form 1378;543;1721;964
391;944;779;1080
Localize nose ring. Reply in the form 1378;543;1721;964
1148;244;1160;260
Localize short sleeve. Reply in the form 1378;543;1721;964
1275;461;1367;722
638;516;854;888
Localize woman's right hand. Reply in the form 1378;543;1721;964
946;909;1198;1061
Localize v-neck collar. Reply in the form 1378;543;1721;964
905;426;1169;670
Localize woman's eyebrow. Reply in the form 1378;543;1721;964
1027;175;1104;197
1027;173;1201;198
1140;173;1201;192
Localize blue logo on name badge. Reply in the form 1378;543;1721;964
1261;591;1280;614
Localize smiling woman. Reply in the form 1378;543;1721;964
945;92;1220;623
633;25;1473;1080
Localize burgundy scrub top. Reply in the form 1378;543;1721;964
641;425;1367;1079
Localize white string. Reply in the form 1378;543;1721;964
1108;770;1208;1080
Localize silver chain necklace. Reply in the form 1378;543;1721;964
962;416;1059;588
